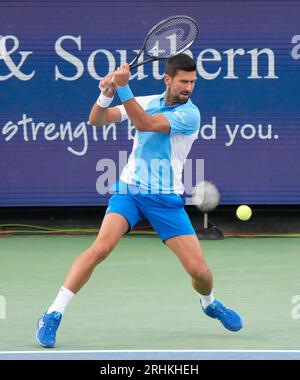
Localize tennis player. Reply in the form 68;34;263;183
36;54;242;348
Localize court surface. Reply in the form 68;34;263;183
0;235;299;359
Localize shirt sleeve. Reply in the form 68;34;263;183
116;104;128;122
164;106;201;136
115;95;158;123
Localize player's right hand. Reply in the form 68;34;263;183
99;74;116;98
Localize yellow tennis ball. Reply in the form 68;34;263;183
236;205;252;221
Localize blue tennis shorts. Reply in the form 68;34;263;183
105;183;196;242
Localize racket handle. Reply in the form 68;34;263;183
99;84;109;91
99;74;116;92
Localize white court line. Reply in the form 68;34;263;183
1;350;300;361
0;349;300;354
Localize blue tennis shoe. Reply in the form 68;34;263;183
201;299;243;332
36;311;62;348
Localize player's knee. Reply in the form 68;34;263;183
89;240;112;265
188;264;209;281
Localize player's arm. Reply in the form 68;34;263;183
88;74;122;127
89;104;122;127
112;64;170;134
121;100;170;133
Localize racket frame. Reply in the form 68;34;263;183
99;15;199;90
129;15;199;69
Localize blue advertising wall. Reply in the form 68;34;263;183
0;0;300;206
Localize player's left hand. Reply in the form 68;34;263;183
112;64;131;88
99;73;116;97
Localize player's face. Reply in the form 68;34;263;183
165;70;197;105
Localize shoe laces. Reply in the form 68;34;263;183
215;304;230;317
45;315;60;336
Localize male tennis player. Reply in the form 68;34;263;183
36;54;242;348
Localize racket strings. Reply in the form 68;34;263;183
145;17;198;58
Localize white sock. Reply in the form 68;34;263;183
200;290;214;309
47;286;75;314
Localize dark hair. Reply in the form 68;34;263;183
165;53;196;78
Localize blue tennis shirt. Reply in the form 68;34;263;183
117;91;201;194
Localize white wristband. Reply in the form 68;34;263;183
96;92;114;108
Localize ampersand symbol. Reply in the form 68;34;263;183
0;35;35;80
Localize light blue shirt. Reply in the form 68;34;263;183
117;92;201;194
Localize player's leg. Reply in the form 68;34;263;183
165;234;243;332
63;213;129;294
36;212;129;348
165;234;213;296
36;191;143;348
140;194;242;332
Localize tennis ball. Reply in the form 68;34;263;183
236;205;252;221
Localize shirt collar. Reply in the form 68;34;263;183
159;91;166;100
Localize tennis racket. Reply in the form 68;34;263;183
129;15;199;69
100;15;199;90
